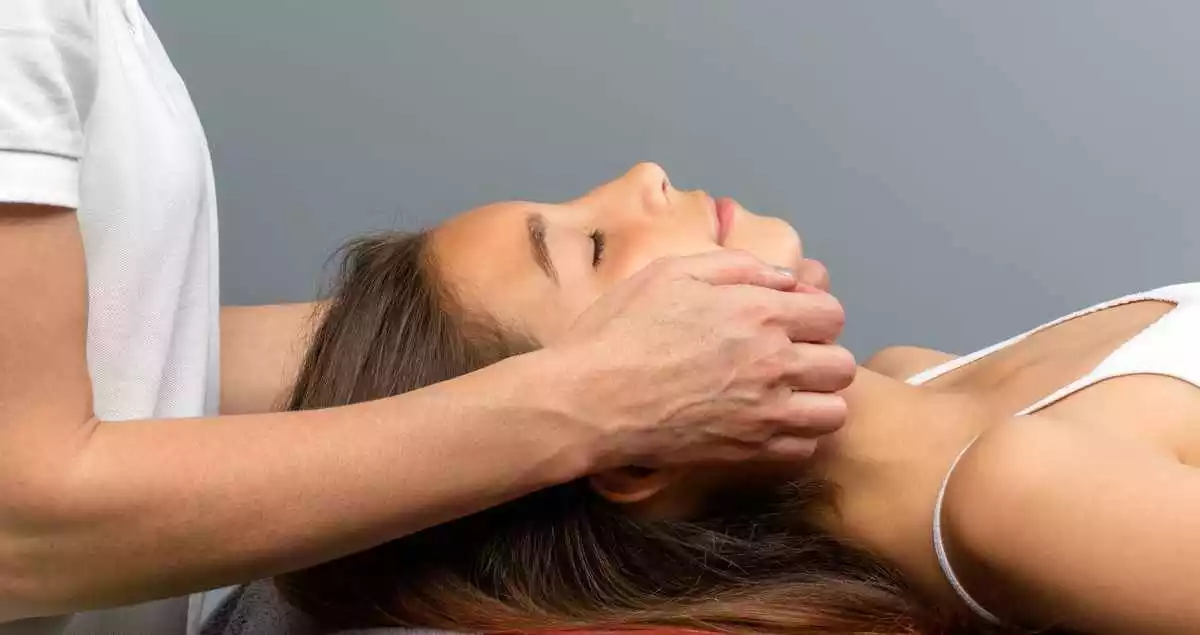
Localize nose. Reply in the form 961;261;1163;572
628;161;670;188
623;162;672;211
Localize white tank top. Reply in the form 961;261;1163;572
907;282;1200;624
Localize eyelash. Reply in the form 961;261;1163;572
589;230;606;268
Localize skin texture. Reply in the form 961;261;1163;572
423;164;1200;634
862;346;956;380
431;162;808;341
0;166;856;620
220;303;320;415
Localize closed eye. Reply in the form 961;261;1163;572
589;230;606;268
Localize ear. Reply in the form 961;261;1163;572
588;466;682;504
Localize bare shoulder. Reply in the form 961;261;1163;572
945;416;1180;542
863;345;955;379
942;416;1200;631
943;417;1085;540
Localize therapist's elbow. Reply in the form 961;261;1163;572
0;535;64;622
0;565;52;623
0;453;95;621
0;516;91;622
0;529;95;623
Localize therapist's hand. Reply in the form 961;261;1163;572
549;250;855;470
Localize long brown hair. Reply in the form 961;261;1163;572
276;231;1041;635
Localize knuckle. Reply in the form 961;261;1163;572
715;422;769;448
750;358;782;384
750;338;793;378
772;345;806;379
744;424;776;445
733;289;779;324
760;384;796;414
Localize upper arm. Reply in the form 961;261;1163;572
0;205;93;494
0;0;99;502
863;346;955;380
945;419;1200;634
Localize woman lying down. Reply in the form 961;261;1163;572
210;163;1200;635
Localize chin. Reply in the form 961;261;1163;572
775;217;804;259
730;213;804;270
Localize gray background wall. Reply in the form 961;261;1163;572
144;1;1200;357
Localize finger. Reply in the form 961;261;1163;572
770;289;847;343
792;258;831;292
779;343;857;393
769;392;848;438
652;250;797;291
655;442;762;467
762;435;820;460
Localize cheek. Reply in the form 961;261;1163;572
532;282;610;345
724;215;803;269
603;233;717;283
541;233;723;343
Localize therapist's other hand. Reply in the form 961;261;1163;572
552;250;855;471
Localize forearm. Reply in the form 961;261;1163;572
0;350;588;620
220;303;323;415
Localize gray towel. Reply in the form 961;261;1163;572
201;581;465;635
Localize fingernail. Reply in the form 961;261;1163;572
773;266;795;278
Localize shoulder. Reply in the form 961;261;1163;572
941;416;1200;628
944;415;1181;538
863;345;956;380
936;420;1095;622
943;417;1082;532
0;0;102;208
1;0;98;34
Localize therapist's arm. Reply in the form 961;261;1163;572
220;303;322;415
0;203;854;620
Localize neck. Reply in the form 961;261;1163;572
830;366;993;467
814;368;1001;599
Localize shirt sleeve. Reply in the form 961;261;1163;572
0;0;98;208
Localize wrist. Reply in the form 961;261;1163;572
466;347;603;483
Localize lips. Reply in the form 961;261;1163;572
713;196;737;245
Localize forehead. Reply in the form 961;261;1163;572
428;201;567;337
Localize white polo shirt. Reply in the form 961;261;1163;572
0;0;220;633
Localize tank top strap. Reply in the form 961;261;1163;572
931;434;1002;624
907;288;1168;387
930;283;1200;623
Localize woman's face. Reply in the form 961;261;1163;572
430;162;804;342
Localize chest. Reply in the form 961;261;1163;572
72;0;220;420
927;300;1200;463
79;0;213;230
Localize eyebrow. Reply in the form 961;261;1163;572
526;212;559;284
